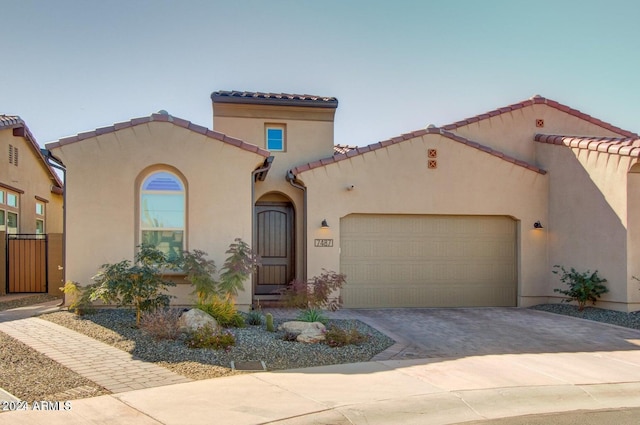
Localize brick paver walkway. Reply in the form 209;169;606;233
0;315;191;393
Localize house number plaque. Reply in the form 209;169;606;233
314;239;334;247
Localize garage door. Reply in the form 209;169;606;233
340;214;517;308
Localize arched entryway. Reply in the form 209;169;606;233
255;193;295;296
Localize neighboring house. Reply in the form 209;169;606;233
46;92;640;312
0;115;64;295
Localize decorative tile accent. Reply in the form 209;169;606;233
428;148;438;158
428;159;437;169
536;119;544;128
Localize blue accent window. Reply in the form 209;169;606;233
266;126;284;151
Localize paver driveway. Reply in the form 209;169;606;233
351;308;640;359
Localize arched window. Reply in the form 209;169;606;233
140;171;185;259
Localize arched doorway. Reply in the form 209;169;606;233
255;193;295;296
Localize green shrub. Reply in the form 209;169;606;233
60;281;94;315
324;325;369;348
185;324;235;349
197;296;245;328
280;270;346;311
218;239;260;299
180;249;218;304
553;265;608;311
297;308;328;324
139;309;182;340
246;310;263;326
89;244;177;326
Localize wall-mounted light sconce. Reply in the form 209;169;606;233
321;219;329;229
533;221;544;229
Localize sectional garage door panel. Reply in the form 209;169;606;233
340;215;517;308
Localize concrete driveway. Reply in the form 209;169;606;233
349;307;640;360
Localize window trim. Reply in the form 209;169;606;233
265;124;286;152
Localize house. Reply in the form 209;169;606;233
46;92;640;312
0;115;64;295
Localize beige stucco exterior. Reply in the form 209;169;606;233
45;92;640;312
49;118;268;307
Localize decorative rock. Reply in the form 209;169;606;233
178;308;220;333
278;321;326;343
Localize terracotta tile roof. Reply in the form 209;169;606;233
442;95;638;138
46;112;270;157
0;114;64;190
334;144;357;155
535;134;640;157
290;127;546;176
211;91;338;108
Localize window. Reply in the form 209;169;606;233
140;171;185;259
35;201;45;234
265;125;285;151
0;189;19;234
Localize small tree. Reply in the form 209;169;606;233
280;269;347;311
180;249;218;304
552;265;608;311
90;244;177;326
218;238;260;299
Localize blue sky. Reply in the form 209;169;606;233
1;0;639;148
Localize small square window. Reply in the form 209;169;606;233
0;190;4;204
36;202;44;216
36;219;45;234
266;126;285;151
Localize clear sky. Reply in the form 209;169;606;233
1;0;639;148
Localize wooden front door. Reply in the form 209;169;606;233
255;203;294;295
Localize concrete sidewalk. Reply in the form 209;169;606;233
2;352;640;424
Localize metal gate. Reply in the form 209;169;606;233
6;234;48;293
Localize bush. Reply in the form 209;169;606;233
89;244;177;326
324;325;369;348
180;249;218;304
218;239;261;298
297;308;328;324
197;296;245;328
185;324;235;349
60;281;94;315
139;309;182;340
246;310;263;326
280;270;346;311
553;265;609;311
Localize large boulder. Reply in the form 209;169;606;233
278;321;326;343
178;308;220;333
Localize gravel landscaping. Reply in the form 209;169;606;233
39;309;395;379
530;303;640;329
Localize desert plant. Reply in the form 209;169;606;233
139;308;182;340
197;295;245;328
180;249;218;304
324;324;369;348
281;331;298;342
60;281;94;315
297;308;328;324
89;244;177;326
246;310;263;326
185;323;235;349
553;265;609;311
265;312;275;332
218;238;260;298
280;269;346;311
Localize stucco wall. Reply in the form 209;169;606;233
50;121;266;307
298;133;549;306
536;142;634;311
451;104;631;165
0;128;63;234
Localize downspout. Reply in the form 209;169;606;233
40;149;66;307
251;156;274;305
286;170;307;282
